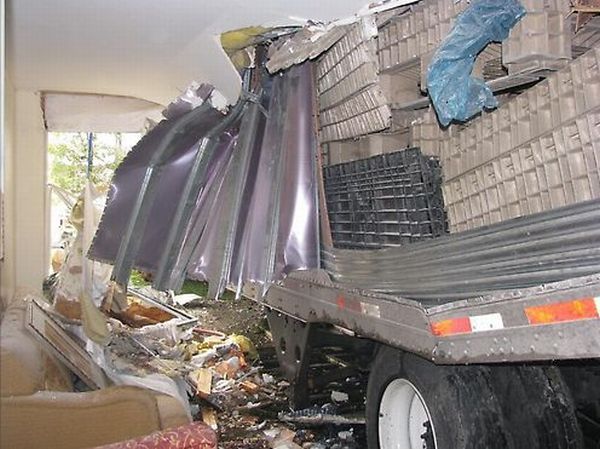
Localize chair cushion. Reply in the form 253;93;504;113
1;387;163;449
0;296;73;396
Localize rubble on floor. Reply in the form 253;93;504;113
46;197;365;447
182;294;367;449
41;276;368;448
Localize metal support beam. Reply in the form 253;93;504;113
86;132;94;180
110;101;215;286
266;308;314;408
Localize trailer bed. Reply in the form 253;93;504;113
262;269;600;364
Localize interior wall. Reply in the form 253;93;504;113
1;87;47;305
12;90;48;297
0;75;15;305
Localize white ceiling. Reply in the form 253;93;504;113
7;0;370;106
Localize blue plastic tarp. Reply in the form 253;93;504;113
426;0;526;126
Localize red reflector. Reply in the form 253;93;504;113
336;295;361;312
431;317;472;336
525;298;599;325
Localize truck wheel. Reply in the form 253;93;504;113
488;365;583;449
366;346;512;449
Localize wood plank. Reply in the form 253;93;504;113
201;407;218;430
240;380;260;395
193;368;212;398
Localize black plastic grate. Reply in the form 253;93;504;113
324;148;448;249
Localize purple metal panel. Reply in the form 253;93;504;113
91;65;319;297
223;79;285;288
222;63;320;294
89;107;225;271
168;132;239;286
273;63;320;280
184;140;237;282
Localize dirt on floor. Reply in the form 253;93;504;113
182;292;367;449
184;295;272;350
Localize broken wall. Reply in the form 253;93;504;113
0;84;48;307
0;74;15;306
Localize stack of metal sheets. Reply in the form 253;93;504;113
323;198;600;304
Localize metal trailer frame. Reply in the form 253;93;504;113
261;269;600;366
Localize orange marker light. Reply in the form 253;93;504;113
525;298;599;325
431;316;472;336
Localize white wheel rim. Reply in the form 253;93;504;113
378;378;437;449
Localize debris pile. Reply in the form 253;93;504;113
87;293;363;448
181;297;368;449
44;187;367;448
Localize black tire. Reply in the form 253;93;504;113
560;362;600;448
366;345;584;449
366;345;513;449
488;365;583;449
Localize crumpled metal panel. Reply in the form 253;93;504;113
187;99;266;298
323;198;600;304
91;65;319;299
187;64;320;297
89;102;228;272
226;75;289;290
271;65;320;282
164;131;239;289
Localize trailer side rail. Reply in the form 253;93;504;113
262;270;600;364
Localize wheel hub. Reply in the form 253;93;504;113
378;378;437;449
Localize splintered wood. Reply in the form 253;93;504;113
193;368;213;398
240;380;260;395
201;407;218;430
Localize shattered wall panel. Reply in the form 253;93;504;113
266;24;350;74
317;20;391;142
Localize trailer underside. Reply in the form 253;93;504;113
261;269;600;364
